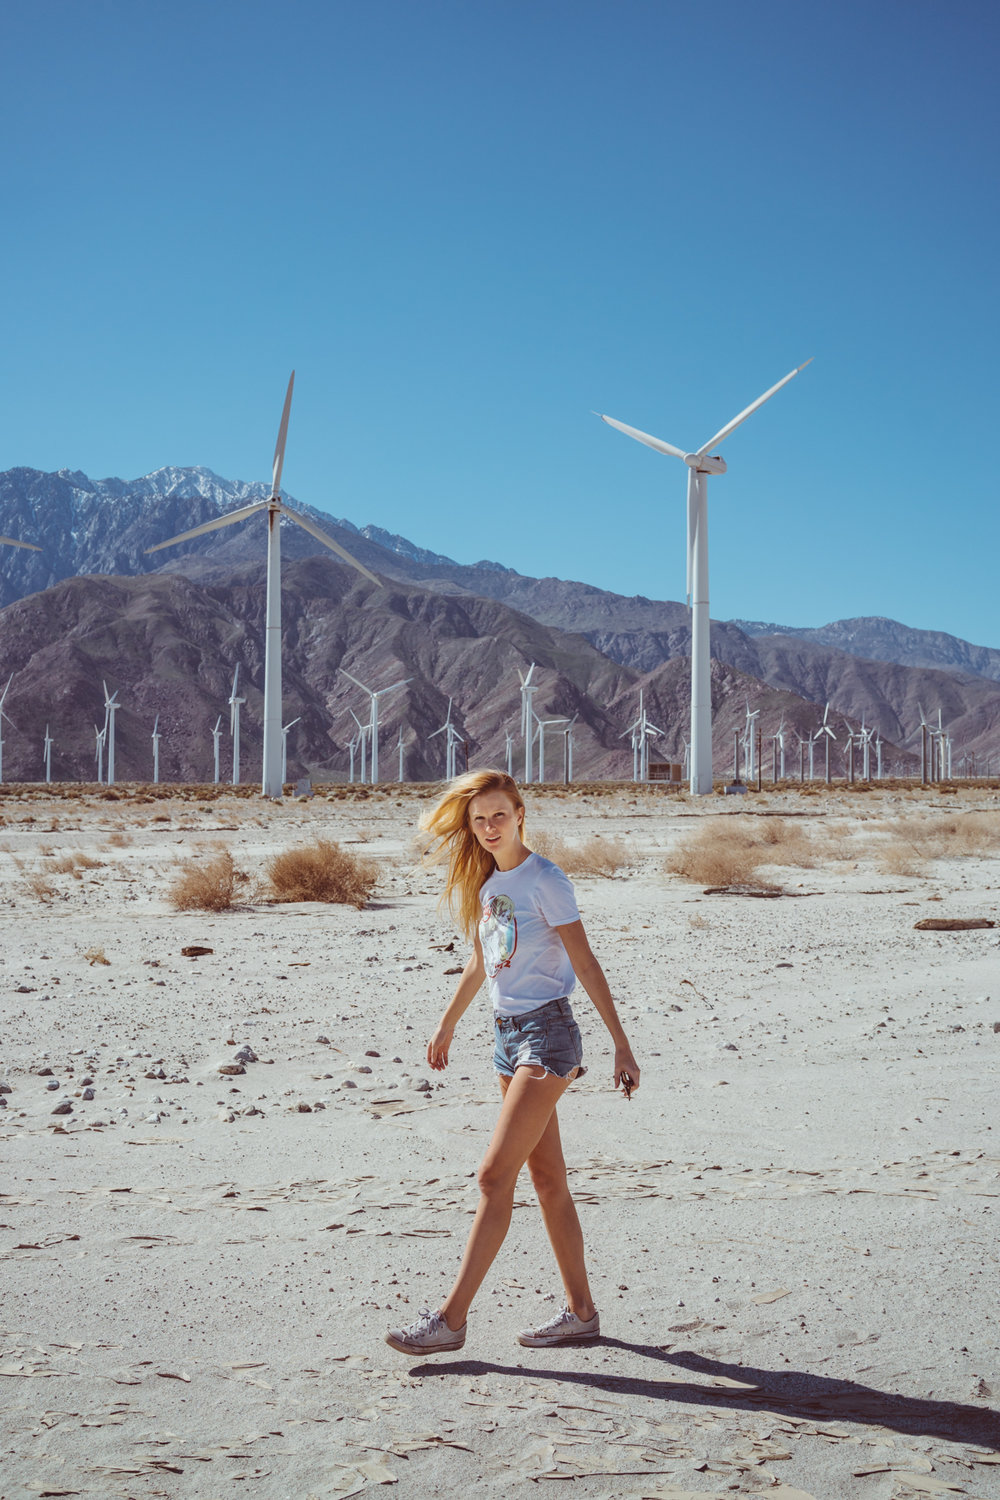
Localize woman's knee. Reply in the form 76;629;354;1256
477;1158;518;1198
528;1157;569;1203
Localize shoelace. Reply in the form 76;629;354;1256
406;1307;442;1338
536;1305;576;1333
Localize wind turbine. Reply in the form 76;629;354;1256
43;724;53;784
561;713;579;783
211;716;223;784
0;675;13;783
396;725;406;783
600;360;812;794
504;728;514;777
151;715;161;785
350;709;369;784
229;666;245;785
103;683;120;786
534;714;568;784
518;665;538;782
814;703;836;784
742;702;760;783
281;716;300;784
145;373;380;799
429;698;460;780
339;670;411;785
95;720;107;784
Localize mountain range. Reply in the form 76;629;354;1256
0;464;996;783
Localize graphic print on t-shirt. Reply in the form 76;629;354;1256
481;893;517;978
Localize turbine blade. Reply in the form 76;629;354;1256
145;501;270;553
600;414;687;460
284;508;381;585
696;359;813;455
0;535;41;551
272;371;295;498
339;668;371;695
374;677;412;699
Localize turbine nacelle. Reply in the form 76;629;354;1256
684;453;727;475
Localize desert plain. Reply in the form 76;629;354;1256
1;779;998;1500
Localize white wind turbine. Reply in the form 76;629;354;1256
95;719;107;784
211;716;223;784
340;670;411;785
103;682;120;786
281;717;300;784
396;725;406;783
429;698;461;780
0;675;13;784
350;709;369;784
518;665;538;782
742;702;760;783
534;713;568;784
814;703;836;783
229;666;245;785
561;713;578;783
43;724;53;784
146;373;380;799
504;728;514;777
151;715;161;784
600;360;812;794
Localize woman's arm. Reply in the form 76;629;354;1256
556;919;641;1093
427;932;487;1071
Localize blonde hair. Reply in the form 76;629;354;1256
419;768;526;937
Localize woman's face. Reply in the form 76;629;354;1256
468;789;524;862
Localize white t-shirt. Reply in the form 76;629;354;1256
478;852;580;1017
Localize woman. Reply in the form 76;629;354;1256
385;769;640;1356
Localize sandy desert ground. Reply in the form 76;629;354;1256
1;780;998;1500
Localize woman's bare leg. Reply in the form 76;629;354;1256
439;1066;570;1330
523;1099;596;1320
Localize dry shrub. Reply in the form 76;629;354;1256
265;838;377;907
169;847;240;911
74;852;103;869
665;815;824;887
25;872;57;902
873;810;1000;873
50;855;77;874
105;831;132;848
530;831;629;877
84;946;110;965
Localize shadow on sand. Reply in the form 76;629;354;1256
409;1339;1000;1450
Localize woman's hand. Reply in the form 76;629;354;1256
614;1044;640;1096
427;1024;454;1071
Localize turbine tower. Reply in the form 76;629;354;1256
103;683;120;786
281;717;300;784
211;716;223;784
339;670;411;785
146;373;379;799
0;674;13;783
599;360;812;794
95;721;107;784
396;725;406;783
43;724;53;784
518;665;538;783
229;666;245;785
151;715;161;784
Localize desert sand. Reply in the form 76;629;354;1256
1;781;998;1499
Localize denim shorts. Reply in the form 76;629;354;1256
493;996;586;1082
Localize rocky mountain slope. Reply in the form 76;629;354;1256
0;558;892;785
1;464;995;774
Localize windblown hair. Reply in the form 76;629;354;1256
419;769;526;937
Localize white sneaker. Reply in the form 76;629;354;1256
517;1305;600;1347
385;1307;466;1356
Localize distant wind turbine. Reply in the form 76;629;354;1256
429;698;461;780
103;683;120;786
211;716;223;784
814;703;836;784
146;373;380;798
599;360;812;794
0;675;13;783
504;728;514;777
350;709;369;784
518;665;538;782
95;720;107;784
340;670;411;785
229;666;245;785
281;717;300;784
396;725;406;783
43;724;53;784
151;715;161;784
534;714;568;784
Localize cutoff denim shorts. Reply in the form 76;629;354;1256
493;996;586;1082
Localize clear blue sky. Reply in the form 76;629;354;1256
2;0;997;644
